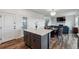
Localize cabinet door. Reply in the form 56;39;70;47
31;34;41;49
3;14;15;42
24;31;31;47
14;16;23;39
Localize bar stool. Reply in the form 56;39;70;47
63;26;69;48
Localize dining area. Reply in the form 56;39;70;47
47;25;79;49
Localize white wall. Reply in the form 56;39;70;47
51;15;75;30
27;19;45;29
65;15;75;30
27;17;52;29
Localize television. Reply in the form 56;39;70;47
57;17;65;22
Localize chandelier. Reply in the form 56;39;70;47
50;9;56;16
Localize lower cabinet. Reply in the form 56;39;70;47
31;38;41;49
24;31;49;49
24;31;31;47
31;33;41;49
24;31;41;49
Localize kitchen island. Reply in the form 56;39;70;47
24;28;52;49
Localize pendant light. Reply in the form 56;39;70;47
50;9;56;16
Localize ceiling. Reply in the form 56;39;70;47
28;9;79;17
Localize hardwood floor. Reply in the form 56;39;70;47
0;34;76;49
50;36;64;49
0;37;63;49
0;38;57;49
50;34;78;49
0;38;30;49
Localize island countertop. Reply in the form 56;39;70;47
24;28;52;36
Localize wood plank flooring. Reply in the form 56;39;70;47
50;36;64;49
0;38;30;49
0;37;63;49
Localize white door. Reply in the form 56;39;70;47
14;16;23;39
3;14;15;42
0;15;2;44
